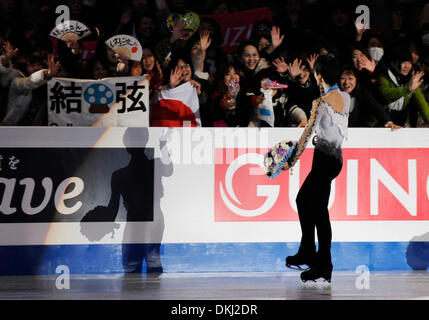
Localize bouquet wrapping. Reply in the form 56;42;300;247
264;140;297;179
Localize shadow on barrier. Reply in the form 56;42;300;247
80;127;173;274
406;232;429;270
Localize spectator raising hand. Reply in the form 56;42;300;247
272;57;288;74
200;31;212;52
358;54;376;74
1;41;19;66
409;71;425;92
288;58;302;79
190;31;212;74
0;0;427;129
168;66;183;88
44;54;61;79
306;54;319;72
170;18;185;44
266;26;285;54
355;20;366;42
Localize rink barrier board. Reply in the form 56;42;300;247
0;127;428;274
0;241;427;275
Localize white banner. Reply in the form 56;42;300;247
47;76;149;127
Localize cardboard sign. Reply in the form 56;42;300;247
47;76;149;127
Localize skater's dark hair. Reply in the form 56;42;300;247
313;54;340;86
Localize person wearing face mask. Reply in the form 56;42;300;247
376;46;429;127
353;27;386;76
350;44;376;82
348;43;391;113
367;35;385;65
368;47;384;64
339;66;401;129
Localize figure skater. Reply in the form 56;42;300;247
282;54;350;283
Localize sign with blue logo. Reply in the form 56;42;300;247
48;76;149;127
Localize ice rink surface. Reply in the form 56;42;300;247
0;270;428;300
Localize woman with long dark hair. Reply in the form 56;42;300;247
282;55;350;282
210;62;244;127
235;40;280;127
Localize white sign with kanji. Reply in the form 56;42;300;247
47;76;149;127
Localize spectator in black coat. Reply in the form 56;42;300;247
339;65;401;129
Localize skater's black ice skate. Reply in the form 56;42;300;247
285;250;316;270
300;262;332;283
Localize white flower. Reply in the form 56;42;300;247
280;140;290;150
272;142;280;151
265;156;273;168
273;152;283;164
270;149;279;159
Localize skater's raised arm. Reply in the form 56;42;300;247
282;98;322;171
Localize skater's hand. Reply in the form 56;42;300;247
281;162;290;171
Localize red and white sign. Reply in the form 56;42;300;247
215;148;429;222
201;7;273;54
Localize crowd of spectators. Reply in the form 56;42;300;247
1;0;429;128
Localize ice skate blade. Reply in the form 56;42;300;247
285;263;309;271
301;277;331;284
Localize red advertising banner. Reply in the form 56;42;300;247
215;148;429;221
201;7;273;54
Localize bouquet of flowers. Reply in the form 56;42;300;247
264;140;297;179
227;79;240;103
